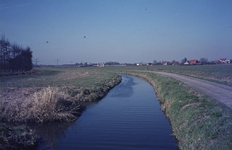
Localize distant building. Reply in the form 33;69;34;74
188;60;199;64
219;58;226;63
136;63;143;66
146;63;152;66
172;61;179;65
98;63;104;67
225;59;232;64
163;61;171;65
214;60;221;64
184;60;199;65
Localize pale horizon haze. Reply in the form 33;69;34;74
1;0;232;65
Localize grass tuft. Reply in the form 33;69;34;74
0;87;81;123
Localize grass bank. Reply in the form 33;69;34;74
0;67;121;149
0;67;121;123
120;70;232;150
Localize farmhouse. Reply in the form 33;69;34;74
184;59;199;65
172;61;179;65
189;59;199;64
219;58;226;63
184;61;190;65
163;61;171;65
225;59;232;64
98;63;104;67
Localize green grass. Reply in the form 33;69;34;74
0;67;122;148
0;67;121;122
118;70;232;150
148;65;232;86
99;65;232;86
1;66;232;149
0;67;119;88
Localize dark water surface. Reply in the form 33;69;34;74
40;75;178;150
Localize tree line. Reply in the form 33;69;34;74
0;36;33;73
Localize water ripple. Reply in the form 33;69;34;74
109;75;136;98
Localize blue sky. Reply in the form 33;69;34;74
1;0;232;65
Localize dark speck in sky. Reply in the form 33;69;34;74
1;0;231;65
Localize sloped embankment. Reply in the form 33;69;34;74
122;71;232;150
0;74;121;123
0;74;121;149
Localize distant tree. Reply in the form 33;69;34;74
181;57;187;64
84;62;87;66
200;58;208;65
153;60;157;65
0;35;33;72
105;61;120;65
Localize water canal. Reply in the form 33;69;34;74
39;74;178;149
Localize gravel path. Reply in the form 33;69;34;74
136;70;232;109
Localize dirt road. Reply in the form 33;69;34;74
136;70;232;109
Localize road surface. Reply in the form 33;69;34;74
136;70;232;109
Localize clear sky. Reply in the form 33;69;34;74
1;0;232;65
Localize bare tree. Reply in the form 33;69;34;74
200;58;208;65
153;60;157;65
181;57;187;64
0;35;33;72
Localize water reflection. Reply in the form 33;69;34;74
29;121;75;148
0;121;76;149
109;75;136;98
0;122;41;150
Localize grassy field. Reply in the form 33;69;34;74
1;65;232;149
0;67;119;88
109;64;232;86
0;67;121;149
0;67;121;123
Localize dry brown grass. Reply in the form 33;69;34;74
0;87;81;123
0;67;121;123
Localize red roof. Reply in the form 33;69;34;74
220;58;226;61
214;60;220;64
189;60;198;64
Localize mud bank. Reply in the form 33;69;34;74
121;71;232;150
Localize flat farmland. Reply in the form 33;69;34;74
148;64;232;86
108;64;232;86
0;67;119;88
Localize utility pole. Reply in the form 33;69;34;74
56;58;59;66
35;58;39;66
33;58;39;66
